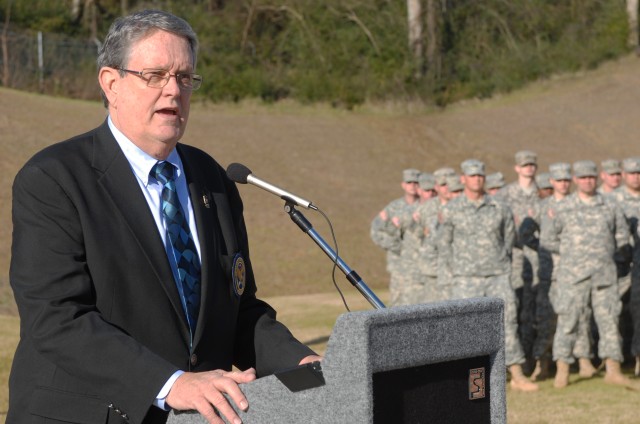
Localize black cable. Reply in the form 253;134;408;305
313;206;351;312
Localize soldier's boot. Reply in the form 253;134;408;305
509;364;539;392
530;357;550;381
554;360;570;389
604;359;633;387
635;356;640;378
578;357;597;378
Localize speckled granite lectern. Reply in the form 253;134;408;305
167;297;506;424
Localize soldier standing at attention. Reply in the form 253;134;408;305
410;173;441;303
598;159;623;195
370;169;421;306
486;172;506;196
433;167;456;201
497;150;541;363
610;157;640;376
392;172;438;305
435;174;464;299
551;161;633;388
439;159;538;392
536;172;554;199
526;163;572;380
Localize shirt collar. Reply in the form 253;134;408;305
108;116;182;186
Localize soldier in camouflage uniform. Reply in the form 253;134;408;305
370;169;421;306
407;174;441;303
436;175;464;299
610;157;640;377
485;172;506;196
439;159;538;392
433;167;456;201
496;151;541;363
550;160;633;388
392;172;438;305
536;172;553;199
598;159;623;195
524;163;597;381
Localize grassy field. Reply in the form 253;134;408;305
3;54;640;421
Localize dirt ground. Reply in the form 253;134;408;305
1;54;640;301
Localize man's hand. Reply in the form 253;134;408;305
166;368;256;424
298;355;323;365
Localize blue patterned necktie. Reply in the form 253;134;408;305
152;161;201;332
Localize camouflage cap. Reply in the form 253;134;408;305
485;172;505;190
446;175;464;192
418;173;436;190
549;162;571;181
403;168;421;183
600;159;622;175
434;167;456;185
535;172;552;189
573;160;598;178
460;159;485;176
515;150;537;166
623;157;640;173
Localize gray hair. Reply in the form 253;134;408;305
97;9;199;106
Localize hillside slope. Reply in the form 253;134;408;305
2;54;640;300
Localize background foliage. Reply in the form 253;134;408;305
0;0;631;107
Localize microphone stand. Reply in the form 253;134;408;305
284;201;386;310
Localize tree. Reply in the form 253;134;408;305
627;0;639;48
1;0;12;87
407;0;424;77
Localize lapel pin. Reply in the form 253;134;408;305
202;194;210;208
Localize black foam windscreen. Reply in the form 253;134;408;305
226;162;252;184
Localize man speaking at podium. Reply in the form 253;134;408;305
8;9;319;424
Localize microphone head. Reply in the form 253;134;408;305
226;163;252;184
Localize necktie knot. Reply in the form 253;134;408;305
152;161;176;185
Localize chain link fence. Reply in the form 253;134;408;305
0;23;102;100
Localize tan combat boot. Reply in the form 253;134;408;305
578;357;597;378
604;359;633;387
530;357;550;381
509;364;539;392
554;360;570;388
635;355;639;378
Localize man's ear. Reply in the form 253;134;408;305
98;67;120;107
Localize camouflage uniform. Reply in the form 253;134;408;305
550;191;630;364
414;197;444;302
371;196;420;306
439;186;525;366
609;164;640;359
435;175;464;300
497;179;541;357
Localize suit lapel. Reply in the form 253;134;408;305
91;121;190;337
179;146;241;348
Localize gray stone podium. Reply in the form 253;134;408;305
168;297;506;423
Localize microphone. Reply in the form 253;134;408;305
226;163;317;210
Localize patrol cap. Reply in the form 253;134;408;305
403;168;421;183
573;160;598;178
434;167;456;185
623;157;640;173
460;159;485;176
535;173;552;189
485;172;505;190
549;162;571;181
601;159;622;175
515;150;537;166
446;175;463;192
418;173;436;190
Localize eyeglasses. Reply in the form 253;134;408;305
118;68;202;90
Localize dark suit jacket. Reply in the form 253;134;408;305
9;120;314;423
